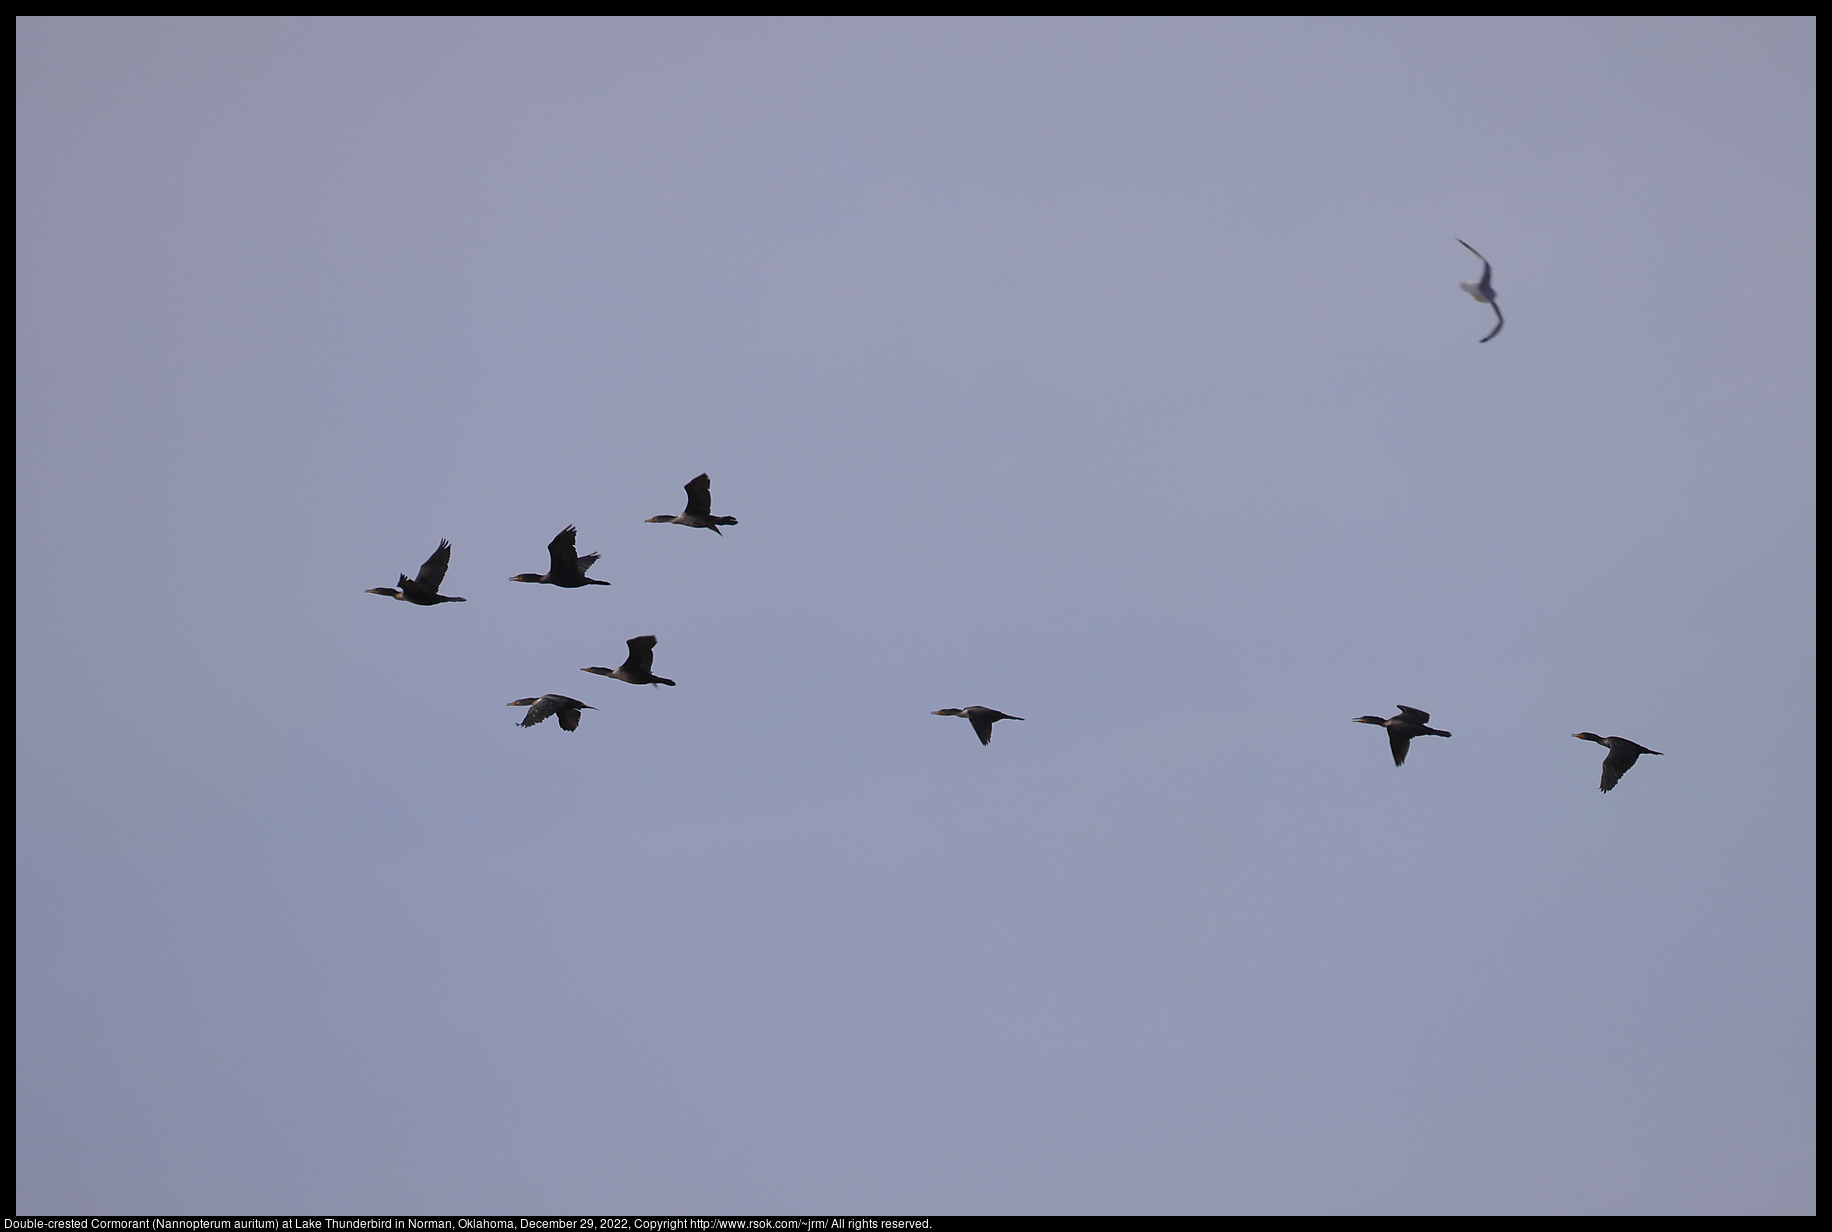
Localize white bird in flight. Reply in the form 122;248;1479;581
1457;239;1504;343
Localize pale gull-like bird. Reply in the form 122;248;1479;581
1457;239;1504;343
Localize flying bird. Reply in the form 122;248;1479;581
648;473;738;535
582;635;676;687
510;525;611;588
1457;239;1504;343
367;539;466;605
508;695;598;731
1353;705;1453;766
933;706;1024;746
1572;733;1662;793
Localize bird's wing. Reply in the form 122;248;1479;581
522;696;558;726
1396;706;1431;723
416;539;453;590
548;526;582;573
969;711;995;744
1479;302;1504;343
1388;729;1411;766
1599;746;1641;792
398;575;440;603
1457;238;1490;280
683;474;713;518
624;636;657;673
558;706;582;731
574;552;601;575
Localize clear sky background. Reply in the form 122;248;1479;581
16;17;1814;1215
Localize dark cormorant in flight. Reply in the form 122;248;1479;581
1572;733;1662;793
648;474;738;535
1353;706;1453;766
368;539;466;604
582;636;676;687
510;526;610;587
508;695;598;730
933;707;1024;746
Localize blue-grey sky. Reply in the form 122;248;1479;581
17;17;1814;1215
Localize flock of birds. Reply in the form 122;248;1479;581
367;473;1030;750
1346;706;1662;793
370;475;728;732
367;246;1665;792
